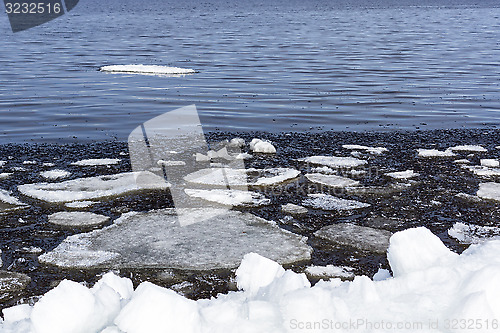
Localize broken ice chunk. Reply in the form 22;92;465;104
417;149;455;157
477;182;500;201
184;168;299;187
40;208;312;270
448;222;500;244
18;171;169;203
480;159;500;168
315;223;392;254
299;156;367;168
70;159;121;166
185;189;271;207
302;193;370;211
305;173;360;188
305;265;355;280
449;145;487;153
40;169;71;180
281;203;308;215
48;212;110;228
385;170;419;180
0;189;27;214
342;145;388;155
250;139;276;154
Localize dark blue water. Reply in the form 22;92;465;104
1;0;500;143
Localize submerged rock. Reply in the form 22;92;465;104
18;172;169;203
39;208;312;270
314;223;392;253
0;271;31;302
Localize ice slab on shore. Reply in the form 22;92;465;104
302;193;370;211
40;169;71;180
299;155;367;168
184;167;299;187
5;227;500;333
342;144;388;155
449;145;488;152
99;65;195;75
39;208;312;270
385;169;419;179
185;189;271;207
417;148;455;157
315;223;392;253
448;222;500;244
70;159;121;167
304;173;360;188
477;182;500;201
18;171;169;203
48;212;110;228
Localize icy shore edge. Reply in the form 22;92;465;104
2;226;500;333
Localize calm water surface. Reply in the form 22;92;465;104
1;0;500;143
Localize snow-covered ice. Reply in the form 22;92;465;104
481;159;500;168
417;148;455;157
184;167;300;187
185;189;271;207
342;145;388;155
48;211;110;228
99;65;196;75
448;222;500;244
71;159;121;167
281;203;308;215
299;155;367;168
315;223;392;253
18;171;169;203
40;169;71;180
39;208;312;270
249;138;276;154
304;173;360;188
305;265;355;280
7;227;500;333
385;169;419;179
449;145;488;152
477;182;500;201
302;193;371;211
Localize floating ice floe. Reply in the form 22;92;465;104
5;227;500;333
454;159;470;164
477;182;500;201
0;271;31;303
281;203;308;215
342;145;388;155
299;155;367;168
449;145;488;153
184;189;271;207
39;208;312;270
42;163;55;167
481;159;500;168
385;169;419;180
455;192;482;202
65;201;95;209
346;183;411;197
448;222;500;244
417;148;455;157
0;173;12;179
48;212;110;228
18;172;169;203
249;139;276;154
302;193;371;211
40;169;71;180
304;173;360;188
305;265;355;280
464;165;500;177
184;167;300;187
315;223;392;253
22;161;36;165
70;159;121;167
99;65;196;75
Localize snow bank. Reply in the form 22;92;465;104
5;227;500;333
99;65;195;75
250;138;276;154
